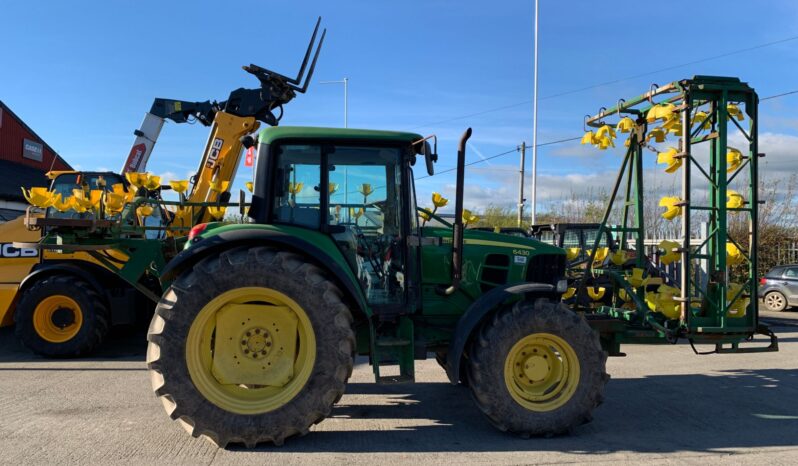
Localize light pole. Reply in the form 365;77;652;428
530;0;539;225
320;78;348;128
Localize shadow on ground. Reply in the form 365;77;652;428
220;366;798;455
0;326;147;365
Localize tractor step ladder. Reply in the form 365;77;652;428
371;316;415;384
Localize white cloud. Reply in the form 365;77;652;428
415;129;798;214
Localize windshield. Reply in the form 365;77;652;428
48;173;125;219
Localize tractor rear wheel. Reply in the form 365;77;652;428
467;299;607;436
147;246;355;448
14;275;109;358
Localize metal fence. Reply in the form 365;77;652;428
773;242;798;266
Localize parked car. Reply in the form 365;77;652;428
759;265;798;311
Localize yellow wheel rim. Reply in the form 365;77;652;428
32;295;83;343
185;287;316;415
504;332;580;412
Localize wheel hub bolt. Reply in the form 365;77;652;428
240;326;272;360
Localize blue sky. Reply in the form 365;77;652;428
3;0;798;216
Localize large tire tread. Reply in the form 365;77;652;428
14;275;109;358
467;299;608;437
147;246;355;448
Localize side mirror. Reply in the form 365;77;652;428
414;136;438;176
423;140;437;176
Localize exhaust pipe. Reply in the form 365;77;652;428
442;127;472;295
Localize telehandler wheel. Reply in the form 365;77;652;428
467;299;608;437
14;275;109;358
147;246;355;448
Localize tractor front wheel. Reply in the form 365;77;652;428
147;246;355;447
467;299;608;436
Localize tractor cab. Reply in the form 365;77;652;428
248;127;424;313
246;126;566;319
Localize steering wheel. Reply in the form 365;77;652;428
352;224;384;279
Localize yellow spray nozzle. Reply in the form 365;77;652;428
646;127;667;143
137;205;154;217
431;192;449;208
125;172;148;189
659;196;682;221
726;189;745;209
587;287;606;301
646;103;676;123
657;147;682;173
349;207;364;219
627;267;662;288
589;247;609;263
616;117;635;133
726;242;746;266
727;148;743;173
462;209;479;225
68;197;88;213
566;247;581;261
207;206;226;220
169;180;189;194
662;115;682;135
693;111;711;130
610;249;634;266
726;103;744;121
89;190;103;208
658;240;681;265
287;181;302;195
105;192;127;213
143;175;161;191
51;194;73;213
359;183;374;197
596;124;617;139
647;285;681;319
21;187;55;208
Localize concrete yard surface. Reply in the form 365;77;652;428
0;311;796;465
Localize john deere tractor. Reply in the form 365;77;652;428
142;76;775;448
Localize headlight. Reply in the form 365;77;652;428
556;279;568;293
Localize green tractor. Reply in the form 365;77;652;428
147;126;604;446
10;74;774;446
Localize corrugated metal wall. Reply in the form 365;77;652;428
0;102;71;171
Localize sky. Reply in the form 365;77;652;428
3;0;798;218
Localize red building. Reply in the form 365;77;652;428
0;100;72;221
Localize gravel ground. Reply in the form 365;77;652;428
0;310;796;465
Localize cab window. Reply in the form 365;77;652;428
327;146;405;307
270;145;322;228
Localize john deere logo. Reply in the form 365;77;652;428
0;243;37;258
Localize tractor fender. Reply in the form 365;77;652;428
161;229;369;317
445;282;555;385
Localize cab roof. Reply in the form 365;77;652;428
258;126;423;146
